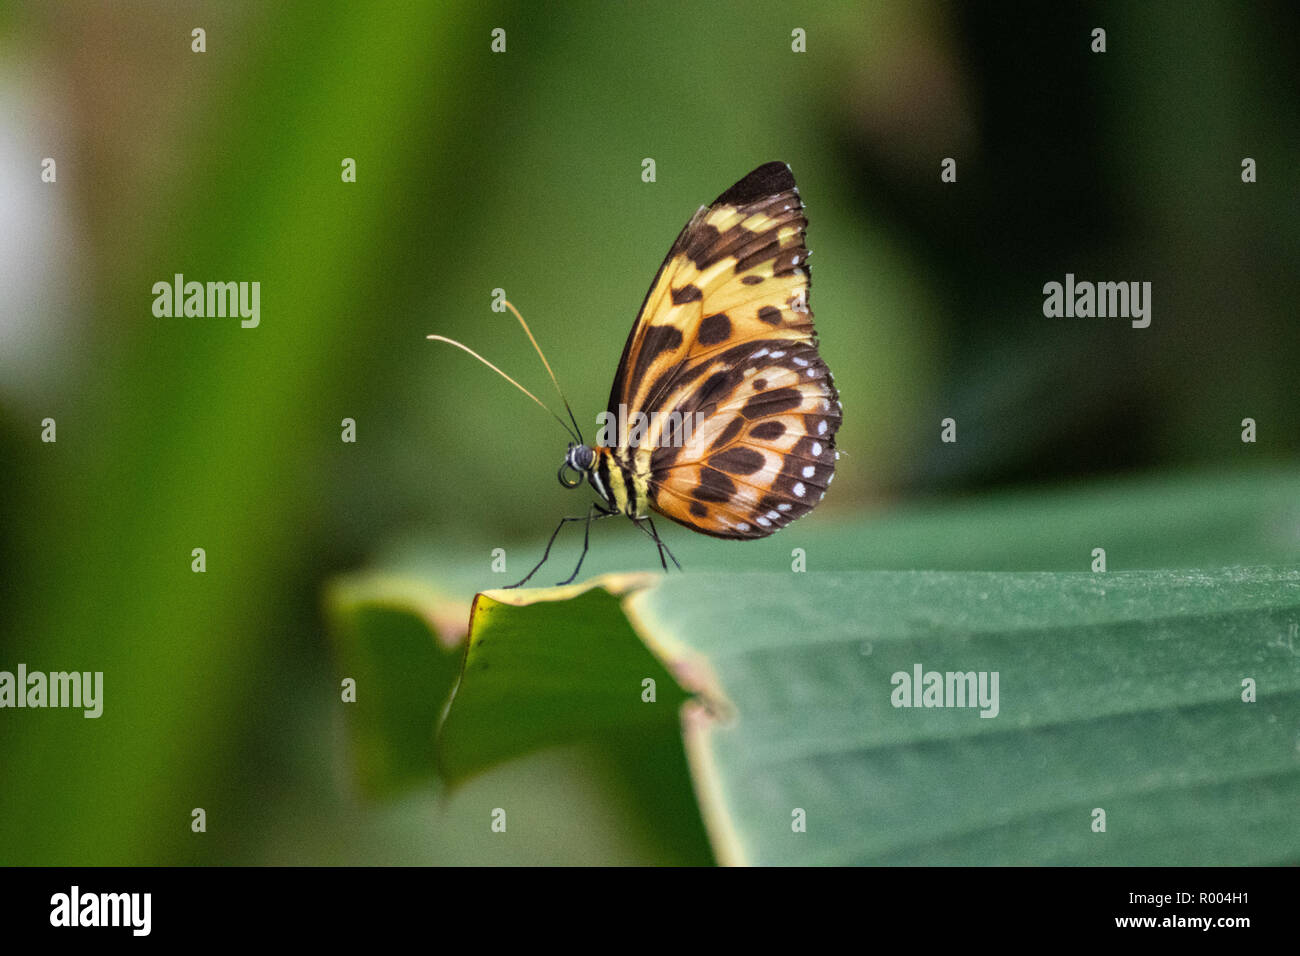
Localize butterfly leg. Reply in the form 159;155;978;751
634;516;682;572
506;508;591;589
555;504;618;586
647;516;682;571
633;518;666;570
506;504;617;589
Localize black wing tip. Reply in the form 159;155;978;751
713;161;797;206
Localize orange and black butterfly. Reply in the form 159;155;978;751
430;162;841;586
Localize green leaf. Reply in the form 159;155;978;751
438;574;690;784
330;564;1300;865
326;572;715;863
628;567;1300;864
325;576;467;795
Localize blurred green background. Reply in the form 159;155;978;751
1;1;1296;864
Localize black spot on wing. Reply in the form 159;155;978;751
697;313;732;346
693;467;736;503
710;446;765;476
742;387;801;418
741;274;764;285
749;420;786;440
757;306;782;325
671;284;702;305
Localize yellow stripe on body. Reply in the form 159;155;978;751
611;447;649;518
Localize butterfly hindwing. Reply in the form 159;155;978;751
649;336;840;538
605;161;841;539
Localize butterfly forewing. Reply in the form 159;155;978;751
605;161;841;539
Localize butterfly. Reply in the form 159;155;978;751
430;161;841;587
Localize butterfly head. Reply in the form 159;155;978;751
558;442;595;488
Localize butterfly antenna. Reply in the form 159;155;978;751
426;335;580;442
503;300;585;444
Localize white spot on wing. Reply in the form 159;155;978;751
793;481;806;497
802;465;815;478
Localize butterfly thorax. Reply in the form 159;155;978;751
589;445;649;518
